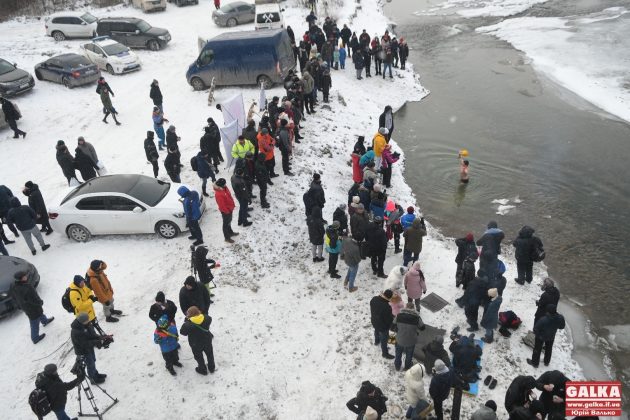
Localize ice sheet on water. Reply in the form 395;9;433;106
414;0;548;17
478;7;630;123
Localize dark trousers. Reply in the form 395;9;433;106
322;86;330;102
188;219;203;242
221;212;233;239
257;182;268;206
371;252;385;275
150;160;159;178
394;344;415;370
328;252;339;273
401;57;407;69
434;398;444;420
402;248;419;267
237;197;249;224
517;260;533;283
192;341;215;373
161;348;179;369
1;220;18;239
465;305;479;330
39;217;53;233
374;329;389;355
532;336;555;365
167;171;181;183
304;94;314;113
381;166;392;187
7;119;25;137
265;157;276;176
374;59;382;75
393;231;400;250
280;149;291;174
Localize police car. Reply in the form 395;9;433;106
81;36;142;75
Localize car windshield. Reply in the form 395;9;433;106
102;43;129;56
136;20;151;32
81;13;97;24
128;178;170;206
0;59;15;75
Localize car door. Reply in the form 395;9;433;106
104;196;152;234
92;45;108;70
121;22;140;48
46;59;64;83
109;22;127;45
74;196;110;234
238;5;255;23
66;17;83;37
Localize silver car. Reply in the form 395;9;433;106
212;1;255;27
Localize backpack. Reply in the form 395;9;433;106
532;244;546;262
499;310;522;329
190;156;198;172
61;288;78;313
29;375;51;418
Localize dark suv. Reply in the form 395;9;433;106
96;17;171;51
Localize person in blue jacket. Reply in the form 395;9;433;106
339;45;347;69
195;151;216;197
359;147;375;168
177;186;203;246
325;221;342;279
400;206;416;230
152;107;168;150
153;315;181;376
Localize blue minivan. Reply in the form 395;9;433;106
186;29;295;90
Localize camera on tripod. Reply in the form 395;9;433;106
71;356;86;377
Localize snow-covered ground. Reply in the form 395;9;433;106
413;0;548;18
479;7;630;123
0;0;587;418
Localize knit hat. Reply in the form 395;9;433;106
383;289;393;299
487;288;498;298
356;203;365;210
434;335;444;344
56;140;65;147
13;271;27;280
215;178;226;188
312;173;321;181
167;125;175;131
184;276;196;287
542;277;555;290
485;400;497;412
261;128;269;134
332;220;340;229
434;359;449;374
465;232;474;241
487;220;498;229
207;117;214;123
338;203;347;210
73;275;85;286
363;407;378;420
157;315;169;329
77;312;90;324
357;135;365;142
378;127;389;135
147;131;154;139
90;260;102;271
44;364;58;376
351;196;360;206
155;291;165;303
406;206;414;214
77;136;85;143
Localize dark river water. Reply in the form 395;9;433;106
384;0;630;405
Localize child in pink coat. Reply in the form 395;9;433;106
404;261;427;312
389;291;405;316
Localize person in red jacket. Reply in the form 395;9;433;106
351;151;363;184
214;0;220;9
257;128;278;178
214;178;238;243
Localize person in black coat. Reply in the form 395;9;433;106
505;375;537;413
0;97;26;138
74;147;98;181
455;232;477;287
71;313;108;383
9;271;53;343
180;306;215;375
254;153;270;208
365;218;388;277
7;197;50;255
149;79;163;111
179;276;211;315
164;146;181;183
378;106;394;142
353;136;366;155
36;364;82;419
307;205;326;262
528;305;566;368
534;278;560;326
23;181;52;234
144;131;160;178
205;118;224;167
56;143;79;185
536;370;570;418
449;334;482;382
306;174;326;214
456;273;488;332
0;184;19;242
512;225;544;284
429;360;454;420
509;400;545;420
476;221;505;275
165;125;180;152
149;291;178;325
370;289;394;358
332;204;348;236
346;380;388;419
192;246;217;293
231;168;252;227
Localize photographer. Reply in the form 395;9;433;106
192;246;218;295
70;312;112;384
36;364;83;420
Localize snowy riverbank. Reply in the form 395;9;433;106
0;0;586;418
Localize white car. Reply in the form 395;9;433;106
81;37;142;75
255;3;284;30
48;175;206;242
45;11;98;41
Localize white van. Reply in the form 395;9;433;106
132;0;168;12
45;11;98;41
255;3;284;30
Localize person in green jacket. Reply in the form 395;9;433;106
100;86;120;125
231;136;255;159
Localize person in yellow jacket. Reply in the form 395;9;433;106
86;260;122;323
69;275;97;322
373;127;388;169
231;136;255;159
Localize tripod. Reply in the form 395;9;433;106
73;356;118;419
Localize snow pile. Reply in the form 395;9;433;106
479;7;630;123
413;0;548;18
0;0;585;418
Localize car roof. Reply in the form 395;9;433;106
256;3;281;12
50;53;90;65
61;174;167;204
93;38;121;47
230;1;252;6
49;11;90;17
0;256;33;291
210;28;283;43
99;17;142;23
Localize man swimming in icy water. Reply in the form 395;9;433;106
459;154;470;184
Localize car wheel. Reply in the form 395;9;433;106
190;77;206;91
67;224;92;242
148;40;160;51
52;31;65;41
62;77;73;89
257;74;273;89
35;70;43;81
156;221;179;239
227;18;237;27
106;64;115;75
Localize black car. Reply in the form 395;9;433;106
0;58;35;97
96;17;171;51
0;256;40;318
34;54;100;88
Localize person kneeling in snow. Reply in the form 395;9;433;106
154;315;181;376
346;380;388;420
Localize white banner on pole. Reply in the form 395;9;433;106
220;120;240;169
259;87;267;112
220;93;245;132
